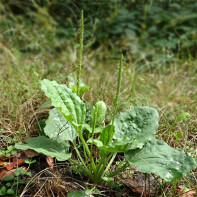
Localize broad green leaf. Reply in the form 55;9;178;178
15;136;71;161
44;108;77;142
6;183;12;187
1;176;14;181
41;79;86;126
91;101;107;125
88;125;131;155
106;138;133;153
99;125;114;146
98;138;133;156
14;168;25;176
87;138;103;148
7;189;15;195
0;186;6;195
89;137;131;156
114;107;159;149
125;139;197;182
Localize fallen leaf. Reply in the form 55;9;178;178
177;186;196;197
0;168;15;179
4;162;15;170
24;150;39;157
12;158;25;166
0;167;27;180
46;156;54;172
120;178;149;196
0;158;25;170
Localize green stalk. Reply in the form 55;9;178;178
101;153;117;177
78;128;96;172
68;158;94;181
108;163;128;178
113;54;124;124
73;142;88;170
90;114;97;153
95;153;109;176
95;153;115;183
77;10;84;96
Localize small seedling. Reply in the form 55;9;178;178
0;145;17;158
0;168;30;196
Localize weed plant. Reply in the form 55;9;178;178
0;2;196;196
15;11;196;189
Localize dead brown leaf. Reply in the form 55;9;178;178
24;150;39;157
46;156;54;172
177;186;196;197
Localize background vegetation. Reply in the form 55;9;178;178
0;0;196;196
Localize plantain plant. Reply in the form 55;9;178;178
15;11;196;185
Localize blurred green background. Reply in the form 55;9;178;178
1;0;197;59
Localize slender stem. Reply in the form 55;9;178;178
108;163;128;178
97;153;115;179
113;54;124;124
73;142;88;170
77;10;84;96
170;179;178;197
95;153;108;176
101;153;117;177
90;115;97;153
68;158;94;181
78;128;96;172
82;143;90;168
145;173;147;197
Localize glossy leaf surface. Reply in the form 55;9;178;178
91;101;107;125
99;125;114;146
44;108;77;142
114;107;159;149
41;79;86;126
15;136;71;161
125;139;197;182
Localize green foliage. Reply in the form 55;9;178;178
99;125;114;146
44;108;77;142
173;132;184;142
91;101;107;126
0;168;29;196
41;79;86;128
15;136;71;161
1;0;196;57
0;145;17;158
67;187;100;197
15;79;196;184
114;107;159;149
11;6;196;187
125;139;196;182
